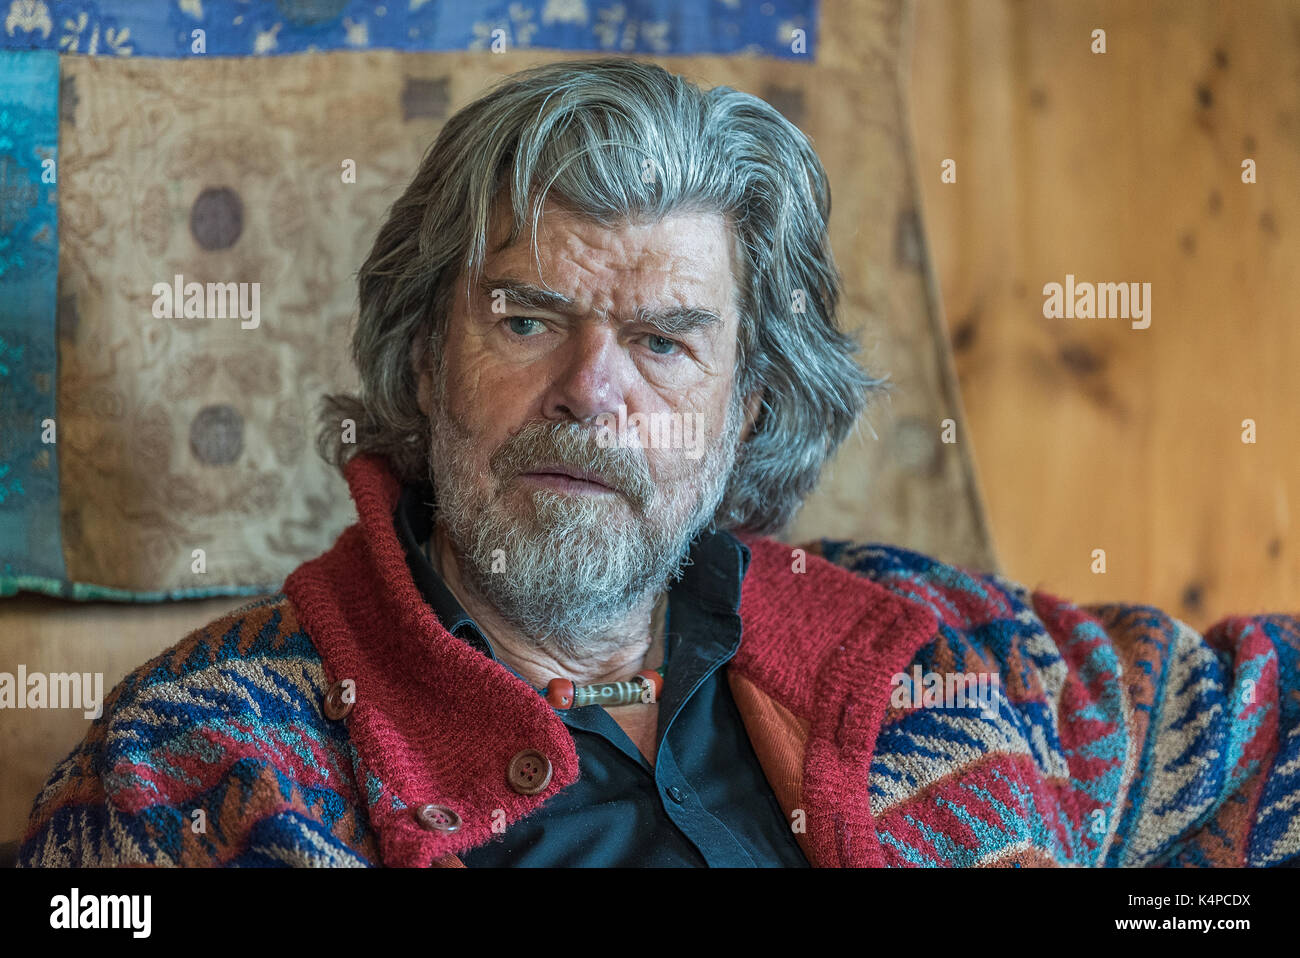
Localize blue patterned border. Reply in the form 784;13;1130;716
0;48;64;592
0;0;818;59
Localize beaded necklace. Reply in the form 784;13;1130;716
422;534;668;709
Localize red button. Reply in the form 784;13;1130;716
414;804;461;832
506;749;553;795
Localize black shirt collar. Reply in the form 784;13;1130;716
393;480;491;655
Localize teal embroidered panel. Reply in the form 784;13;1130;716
0;49;64;592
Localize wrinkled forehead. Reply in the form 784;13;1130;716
477;197;746;316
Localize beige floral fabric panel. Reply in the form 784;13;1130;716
56;53;435;592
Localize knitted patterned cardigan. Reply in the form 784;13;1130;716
19;453;1300;867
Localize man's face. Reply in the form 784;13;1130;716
416;201;747;652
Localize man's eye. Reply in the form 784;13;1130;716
506;316;545;336
645;335;679;356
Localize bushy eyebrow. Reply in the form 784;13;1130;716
480;277;573;312
480;276;722;336
632;304;722;336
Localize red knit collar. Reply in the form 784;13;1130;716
285;453;938;866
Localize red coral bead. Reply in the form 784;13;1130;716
545;677;574;709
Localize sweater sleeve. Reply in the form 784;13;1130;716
17;676;186;867
17;597;378;867
1022;591;1299;866
812;539;1298;867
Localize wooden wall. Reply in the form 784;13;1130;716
908;0;1299;627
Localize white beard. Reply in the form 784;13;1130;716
426;383;742;658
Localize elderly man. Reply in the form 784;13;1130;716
20;59;1299;868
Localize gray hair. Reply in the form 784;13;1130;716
319;57;887;535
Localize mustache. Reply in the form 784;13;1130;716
490;420;656;512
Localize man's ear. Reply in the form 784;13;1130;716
739;388;765;442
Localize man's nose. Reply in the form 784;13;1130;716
541;326;629;424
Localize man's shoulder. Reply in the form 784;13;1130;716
736;534;1035;654
94;593;329;738
798;537;1229;645
122;592;320;690
797;538;1035;620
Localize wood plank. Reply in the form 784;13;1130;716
908;0;1300;627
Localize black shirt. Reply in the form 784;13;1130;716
393;481;809;867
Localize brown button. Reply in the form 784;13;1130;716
323;680;353;720
507;749;553;795
414;804;461;832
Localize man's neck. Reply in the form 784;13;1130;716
429;526;665;689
